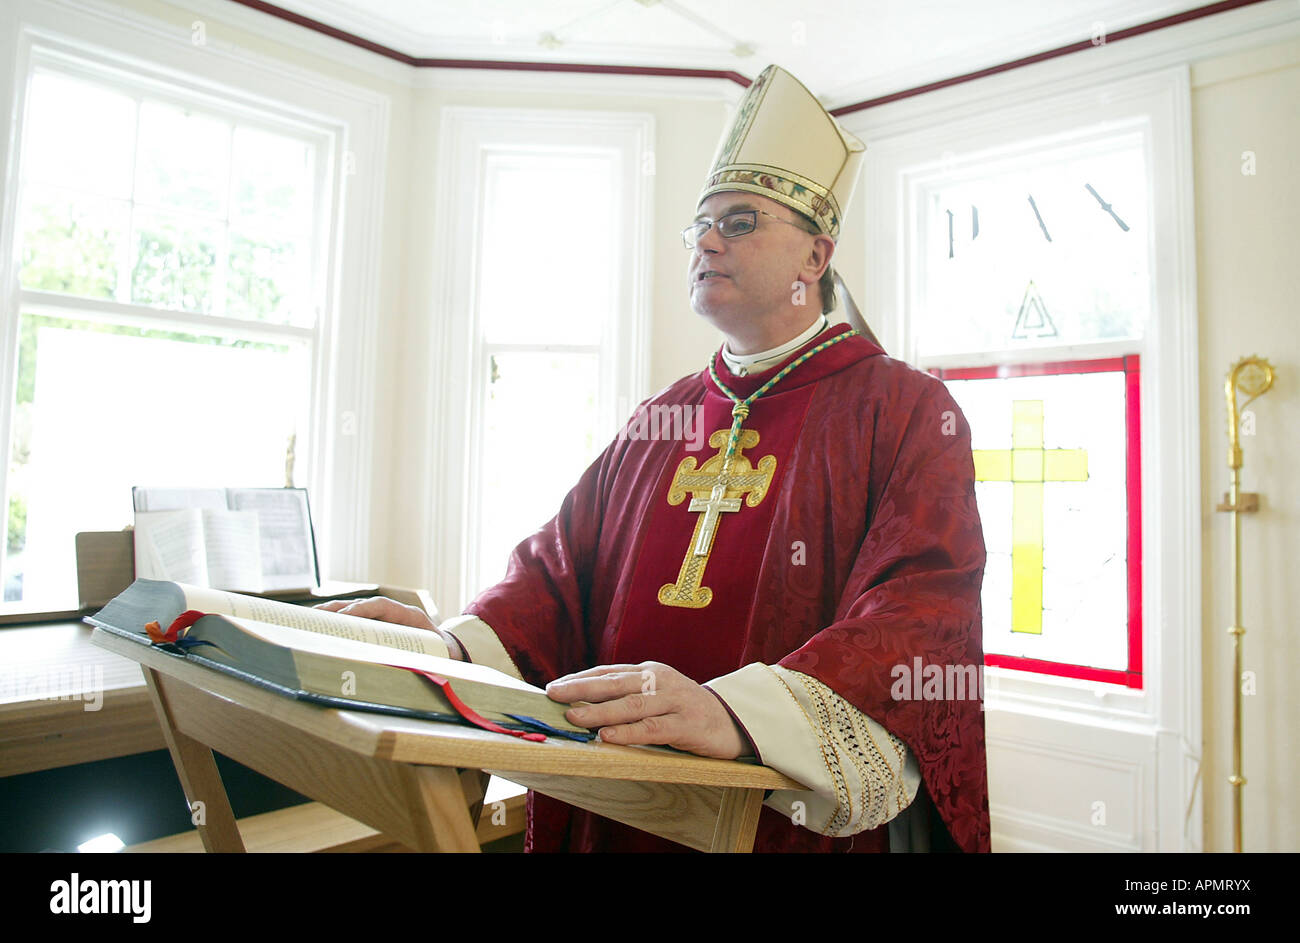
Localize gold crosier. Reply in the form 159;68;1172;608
658;330;860;608
1215;355;1274;853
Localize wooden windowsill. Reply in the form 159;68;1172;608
0;620;164;777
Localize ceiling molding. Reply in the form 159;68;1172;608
831;0;1275;115
225;0;752;83
176;0;1297;114
409;67;744;104
837;1;1300;141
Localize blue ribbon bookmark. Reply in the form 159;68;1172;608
504;713;597;743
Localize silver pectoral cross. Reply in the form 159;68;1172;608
688;482;742;555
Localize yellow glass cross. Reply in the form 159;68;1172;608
972;400;1088;635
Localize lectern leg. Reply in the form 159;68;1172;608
460;769;491;829
709;787;763;853
395;764;483;853
142;667;245;853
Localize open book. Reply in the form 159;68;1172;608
87;579;593;741
132;487;318;592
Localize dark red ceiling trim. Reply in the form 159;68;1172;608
221;0;752;85
403;59;751;84
831;0;1272;115
224;0;1270;110
225;0;419;64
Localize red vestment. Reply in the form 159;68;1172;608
466;324;990;853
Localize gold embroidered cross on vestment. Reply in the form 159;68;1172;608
658;428;776;609
657;329;859;609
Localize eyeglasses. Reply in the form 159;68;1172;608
681;209;812;249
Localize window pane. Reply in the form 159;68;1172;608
474;351;601;595
18;185;128;299
226;232;310;325
130;209;220;312
133;100;230;218
4;315;310;606
23;70;136;199
944;369;1130;671
919;137;1149;357
20;71;321;324
231;126;314;233
478;154;616;346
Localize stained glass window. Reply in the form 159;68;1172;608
914;123;1149;688
936;358;1141;687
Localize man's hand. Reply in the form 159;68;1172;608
313;597;465;661
545;661;750;760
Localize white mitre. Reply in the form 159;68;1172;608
698;64;866;240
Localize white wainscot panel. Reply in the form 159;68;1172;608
985;707;1155;852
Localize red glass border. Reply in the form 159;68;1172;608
933;355;1143;689
985;654;1140;688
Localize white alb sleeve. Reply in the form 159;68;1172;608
438;614;526;681
705;662;921;837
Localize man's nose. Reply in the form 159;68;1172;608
695;222;725;254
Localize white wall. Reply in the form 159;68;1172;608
1191;36;1300;853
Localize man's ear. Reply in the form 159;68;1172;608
803;233;836;283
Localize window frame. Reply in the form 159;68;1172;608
857;65;1199;702
0;1;391;605
850;63;1201;850
426;107;654;615
902;119;1155;690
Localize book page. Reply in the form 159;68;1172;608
133;511;208;584
172;583;448;658
200;509;263;592
225;615;543;694
133;487;227;512
226;488;316;590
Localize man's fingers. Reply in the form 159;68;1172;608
313;598;383;615
311;597;435;631
547;661;671;703
549;664;642;684
565;690;674;729
546;661;744;759
546;668;657;704
596;714;678;747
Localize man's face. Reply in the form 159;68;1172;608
686;191;814;331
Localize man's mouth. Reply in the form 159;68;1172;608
697;270;727;281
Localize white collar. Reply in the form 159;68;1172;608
720;315;829;377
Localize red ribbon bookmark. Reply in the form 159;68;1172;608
412;671;546;742
145;610;205;644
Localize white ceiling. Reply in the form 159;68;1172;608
262;0;1213;106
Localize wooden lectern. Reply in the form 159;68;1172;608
93;629;804;853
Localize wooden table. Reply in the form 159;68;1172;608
92;629;805;853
